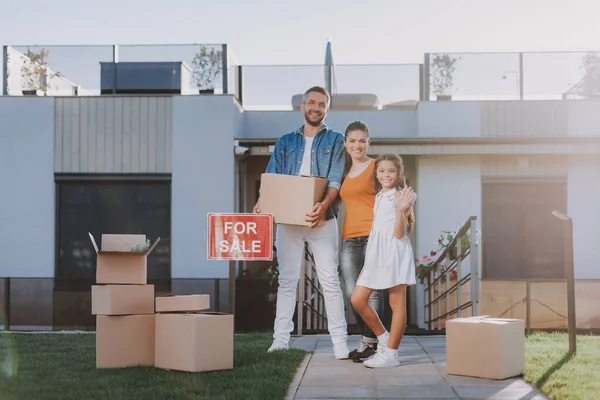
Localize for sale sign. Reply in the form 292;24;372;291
207;213;273;260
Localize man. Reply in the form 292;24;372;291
254;86;350;359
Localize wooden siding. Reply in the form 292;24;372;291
54;97;172;173
481;101;568;137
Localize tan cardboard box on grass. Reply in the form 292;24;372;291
96;314;155;368
259;173;328;226
154;294;234;373
88;233;161;284
155;294;210;313
446;315;525;380
91;284;155;315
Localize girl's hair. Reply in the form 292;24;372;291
342;121;370;180
373;153;415;233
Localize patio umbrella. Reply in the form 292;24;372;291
324;38;337;96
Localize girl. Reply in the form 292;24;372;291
338;121;385;363
351;153;417;368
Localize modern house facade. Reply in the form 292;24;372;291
1;44;600;332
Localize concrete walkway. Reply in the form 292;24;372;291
286;334;547;400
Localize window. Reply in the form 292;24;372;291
56;177;171;280
482;181;566;279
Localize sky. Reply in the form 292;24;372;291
2;0;599;65
2;0;600;106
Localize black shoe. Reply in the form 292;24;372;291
350;341;378;363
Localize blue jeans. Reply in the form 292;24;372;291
340;236;384;339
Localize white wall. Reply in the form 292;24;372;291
0;97;55;277
567;154;600;279
418;102;482;138
567;100;600;137
171;95;239;278
414;155;482;327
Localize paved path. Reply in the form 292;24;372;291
285;334;547;400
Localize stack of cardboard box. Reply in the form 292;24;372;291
154;294;234;372
90;233;160;368
89;232;234;372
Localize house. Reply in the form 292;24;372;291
1;44;599;332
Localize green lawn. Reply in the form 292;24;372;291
0;332;306;400
525;331;600;400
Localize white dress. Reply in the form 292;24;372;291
356;189;417;289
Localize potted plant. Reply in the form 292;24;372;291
191;46;223;94
20;48;61;96
578;51;600;98
430;53;459;100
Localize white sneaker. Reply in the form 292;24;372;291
267;340;289;353
333;341;350;360
363;348;400;368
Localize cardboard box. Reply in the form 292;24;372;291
96;315;155;368
89;233;160;284
92;284;155;315
446;316;525;380
101;234;147;252
259;173;328;226
155;312;234;372
156;294;211;313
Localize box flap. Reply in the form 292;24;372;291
447;316;523;325
480;318;524;325
447;315;490;324
299;174;327;180
94;237;160;255
146;237;161;255
179;311;231;317
88;232;99;254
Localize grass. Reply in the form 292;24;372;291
525;331;600;400
0;332;306;400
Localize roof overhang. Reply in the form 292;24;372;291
236;137;600;156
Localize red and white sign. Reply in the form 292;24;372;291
207;213;273;261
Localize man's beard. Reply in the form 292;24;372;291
304;111;324;127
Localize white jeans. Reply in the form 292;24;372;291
273;218;348;345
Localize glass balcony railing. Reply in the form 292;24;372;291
240;64;422;110
1;44;228;97
426;51;599;101
2;44;600;108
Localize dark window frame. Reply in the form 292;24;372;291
54;174;172;280
482;177;567;280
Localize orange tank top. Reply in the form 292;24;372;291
339;159;376;239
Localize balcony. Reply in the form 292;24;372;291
2;44;600;109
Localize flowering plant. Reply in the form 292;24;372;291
415;251;437;284
438;229;471;254
416;250;458;284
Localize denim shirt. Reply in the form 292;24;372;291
265;124;346;220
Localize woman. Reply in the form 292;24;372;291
338;120;385;363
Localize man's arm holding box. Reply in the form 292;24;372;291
305;133;346;227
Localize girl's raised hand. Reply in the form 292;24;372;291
394;187;416;211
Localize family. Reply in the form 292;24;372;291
253;85;417;369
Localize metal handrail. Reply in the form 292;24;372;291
296;244;327;335
424;216;479;330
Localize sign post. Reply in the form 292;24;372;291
552;210;577;354
207;213;273;261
